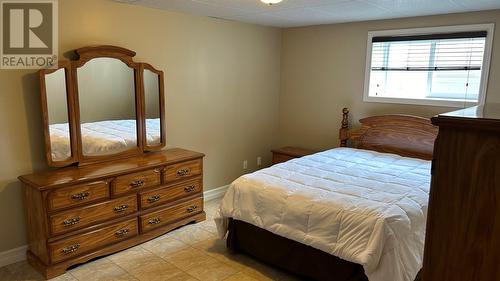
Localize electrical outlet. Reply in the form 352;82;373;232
243;160;248;169
257;156;262;166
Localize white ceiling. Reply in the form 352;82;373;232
114;0;500;27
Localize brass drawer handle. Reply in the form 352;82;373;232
176;168;190;177
148;218;161;225
115;228;130;237
130;179;145;188
62;217;80;227
186;205;198;213
184;185;196;193
62;243;80;254
113;205;129;213
71;191;90;201
147;194;161;203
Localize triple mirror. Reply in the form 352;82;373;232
39;46;165;167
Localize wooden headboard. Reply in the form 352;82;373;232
338;108;438;160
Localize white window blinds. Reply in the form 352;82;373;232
367;31;488;103
371;32;486;71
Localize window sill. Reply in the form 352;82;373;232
363;96;478;108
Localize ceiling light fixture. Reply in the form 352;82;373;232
260;0;283;5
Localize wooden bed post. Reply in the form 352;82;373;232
339;108;349;147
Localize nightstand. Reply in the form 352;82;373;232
271;146;318;165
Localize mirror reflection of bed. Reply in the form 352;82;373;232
76;57;137;158
44;68;71;161
49;119;161;161
44;58;162;161
144;68;161;146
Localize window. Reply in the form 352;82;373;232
363;24;494;107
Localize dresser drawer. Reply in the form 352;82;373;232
47;181;109;211
49;218;138;263
139;179;202;210
111;169;161;196
140;197;203;232
49;195;137;235
163;159;202;183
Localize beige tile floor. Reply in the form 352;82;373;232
0;199;304;281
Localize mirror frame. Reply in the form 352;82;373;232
72;46;143;165
140;63;166;151
39;45;166;167
39;60;78;167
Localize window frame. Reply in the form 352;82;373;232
363;24;495;107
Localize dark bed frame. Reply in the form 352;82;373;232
226;108;438;281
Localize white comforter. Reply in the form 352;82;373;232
215;148;430;281
49;119;161;160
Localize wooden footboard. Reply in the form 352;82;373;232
339;108;438;160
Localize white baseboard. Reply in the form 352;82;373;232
0;185;229;268
204;185;229;202
0;245;27;268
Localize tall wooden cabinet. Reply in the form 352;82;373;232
422;104;500;281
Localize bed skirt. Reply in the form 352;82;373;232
226;219;369;281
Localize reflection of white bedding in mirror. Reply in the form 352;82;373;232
50;119;160;161
45;68;72;162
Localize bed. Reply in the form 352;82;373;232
49;118;161;160
215;108;438;281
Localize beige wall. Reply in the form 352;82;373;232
78;58;137;123
45;59;162;124
45;68;69;124
144;69;160;120
279;10;500;150
0;0;281;252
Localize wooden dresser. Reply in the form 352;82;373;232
422;104;500;281
19;148;205;279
